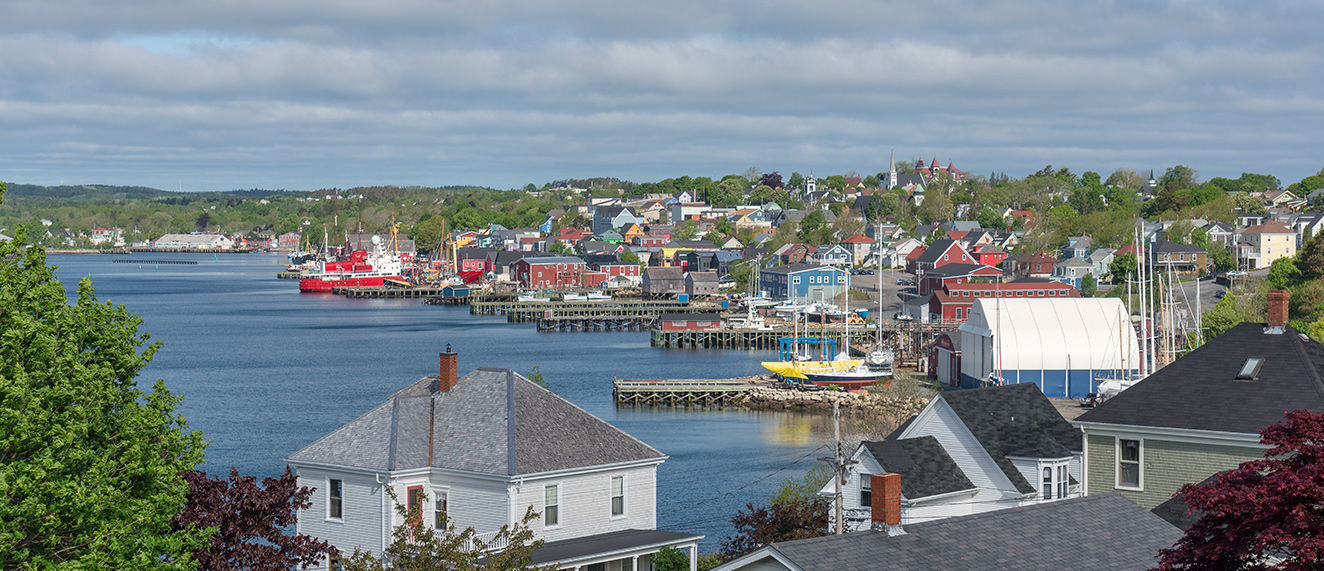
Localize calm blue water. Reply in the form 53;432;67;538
50;252;832;552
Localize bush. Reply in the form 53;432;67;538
653;546;690;571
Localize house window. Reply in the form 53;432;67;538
793;276;800;284
860;474;871;506
837;275;845;284
328;479;343;520
407;486;424;526
611;476;625;517
434;490;449;528
544;485;560;527
1043;467;1053;500
1118;439;1142;489
1057;465;1068;498
944;254;949;261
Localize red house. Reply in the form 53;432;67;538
928;333;961;387
971;244;1007;267
594;262;641;279
904;246;928;274
512;256;587;288
912;239;976;275
918;264;1004;296
927;279;1080;322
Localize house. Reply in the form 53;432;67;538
838;234;874;265
1235;220;1296;270
683;271;719;296
682;251;741;277
928;333;961;387
819;383;1085;531
287;351;702;570
917;263;1003;297
1149;241;1207;273
1050;257;1095;290
809;244;853;266
969;244;1006;267
1086;248;1116;279
1011;253;1058;278
511;256;587;288
1073;290;1324;509
89;227;123;247
1282;210;1324;247
875;238;924;268
592;206;646;235
903;246;928;274
773;243;811;265
958;298;1139;397
669;203;708;223
1203;221;1235;246
641;267;685;297
757;263;847;302
911;239;977;278
1062;236;1093;260
711;494;1179;571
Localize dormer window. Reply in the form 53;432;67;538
1236;357;1264;381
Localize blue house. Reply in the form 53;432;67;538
1061;236;1093;260
758;263;847;301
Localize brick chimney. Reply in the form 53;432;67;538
1267;289;1290;329
438;344;458;393
870;473;904;534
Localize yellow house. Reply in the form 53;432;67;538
621;223;644;243
1238;220;1296;269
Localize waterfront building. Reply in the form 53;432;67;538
512;256;588;289
152;233;235;250
958;298;1139;398
287;350;702;570
757;263;847;302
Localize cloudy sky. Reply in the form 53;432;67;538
1;0;1321;191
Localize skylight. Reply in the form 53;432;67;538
1235;358;1264;381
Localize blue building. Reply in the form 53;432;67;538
758;263;848;301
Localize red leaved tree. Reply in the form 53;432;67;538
718;498;830;560
1156;410;1324;570
172;466;336;571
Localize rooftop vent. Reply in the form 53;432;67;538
1235;357;1264;381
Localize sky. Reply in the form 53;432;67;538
1;0;1322;192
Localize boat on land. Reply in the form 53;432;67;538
298;235;405;293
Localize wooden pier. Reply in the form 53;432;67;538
334;286;447;299
423;293;518;306
472;300;726;323
649;321;959;354
537;315;656;332
277;271;302;279
613;378;754;406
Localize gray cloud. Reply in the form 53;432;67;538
1;0;1322;190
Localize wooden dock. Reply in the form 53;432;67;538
649;321;959;354
613;378;755;405
472;300;726;323
423;293;518;306
537;315;656;332
334;286;447;298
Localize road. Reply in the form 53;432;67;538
849;267;911;317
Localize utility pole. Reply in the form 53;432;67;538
817;400;856;534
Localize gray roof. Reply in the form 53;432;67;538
288;368;665;475
529;530;701;566
744;493;1179;571
1055;257;1093;268
1076;322;1324;434
862;437;976;499
930;383;1082;495
1150;240;1206;254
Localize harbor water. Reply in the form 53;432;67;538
50;252;835;552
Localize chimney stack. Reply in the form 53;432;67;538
439;344;458;393
870;473;903;533
1267;289;1290;329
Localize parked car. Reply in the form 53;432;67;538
1079;392;1106;407
1215;290;1227;299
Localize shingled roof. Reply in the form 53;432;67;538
862;437;976;499
288;368;665;475
734;493;1179;571
927;383;1082;494
1075;322;1324;434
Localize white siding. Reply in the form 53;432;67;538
389;472;510;536
516;464;658;543
902;399;1023;515
295;467;388;570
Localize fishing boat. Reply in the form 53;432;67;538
587;291;611;301
518;294;551;302
298;235;405;293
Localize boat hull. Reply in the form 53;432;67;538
299;274;404;292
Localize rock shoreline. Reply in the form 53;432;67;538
730;383;929;418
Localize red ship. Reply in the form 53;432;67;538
299;235;406;293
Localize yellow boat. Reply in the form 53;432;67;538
761;359;862;380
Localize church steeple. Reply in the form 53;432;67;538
887;148;897;189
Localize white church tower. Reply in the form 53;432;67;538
886;148;898;189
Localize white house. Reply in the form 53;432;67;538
153;233;234;250
820;383;1083;530
287;350;701;570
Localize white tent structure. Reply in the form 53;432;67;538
958;298;1139;398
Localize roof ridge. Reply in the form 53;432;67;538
1288;327;1324;402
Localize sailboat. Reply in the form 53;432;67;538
761;270;889;389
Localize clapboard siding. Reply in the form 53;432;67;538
518;464;659;543
296;468;387;570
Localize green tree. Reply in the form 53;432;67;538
976;205;1004;230
1081;273;1096;297
798;211;826;243
653;546;690;571
787;172;805;191
1267;256;1302;290
341;493;545;571
0;183;210;568
916;190;953;224
414;216;448;254
548;241;574;255
1203;292;1247;340
1165;220;1195;244
673;220;700;241
1110;252;1137;284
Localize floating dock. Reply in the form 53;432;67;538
613;378;756;406
537;315;656;332
472;300;725;323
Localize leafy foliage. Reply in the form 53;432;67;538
0;182;210;568
769;463;835;506
173;467;335;571
341;491;546;571
1202;292;1249;341
653;546;690;571
1156;410;1324;570
718;497;830;560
